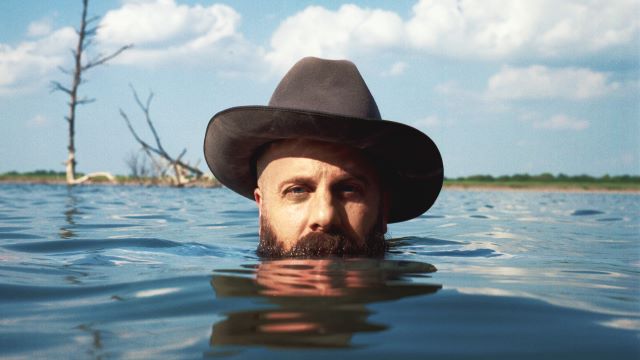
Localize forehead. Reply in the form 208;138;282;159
256;139;379;183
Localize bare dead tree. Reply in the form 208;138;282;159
51;0;132;185
120;86;203;186
124;150;151;179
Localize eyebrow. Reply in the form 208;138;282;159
277;173;371;191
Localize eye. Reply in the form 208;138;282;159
336;183;363;198
283;185;310;199
288;186;307;194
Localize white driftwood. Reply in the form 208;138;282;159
68;172;116;185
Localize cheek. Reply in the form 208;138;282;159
264;197;308;237
345;202;378;234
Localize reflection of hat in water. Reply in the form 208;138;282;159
204;57;443;222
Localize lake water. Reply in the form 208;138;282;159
0;184;638;359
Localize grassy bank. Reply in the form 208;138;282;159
1;171;638;191
444;174;640;192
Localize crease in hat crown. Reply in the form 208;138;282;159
267;57;382;119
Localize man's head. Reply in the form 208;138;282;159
254;139;388;257
204;57;443;257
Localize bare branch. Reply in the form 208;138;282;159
57;66;72;75
121;89;204;183
82;44;133;71
120;109;147;147
86;16;100;25
76;97;96;105
50;81;72;95
83;37;95;49
120;109;164;158
130;85;167;155
175;159;203;177
175;149;187;163
144;148;168;177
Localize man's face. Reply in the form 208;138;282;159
254;139;387;257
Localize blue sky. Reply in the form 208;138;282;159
1;0;638;177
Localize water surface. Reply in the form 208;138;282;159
0;184;638;358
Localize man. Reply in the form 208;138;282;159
204;57;443;257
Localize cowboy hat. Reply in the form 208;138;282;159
203;57;443;223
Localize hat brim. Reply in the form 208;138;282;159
204;106;443;223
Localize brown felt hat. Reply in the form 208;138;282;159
203;57;443;223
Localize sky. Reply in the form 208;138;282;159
0;0;638;178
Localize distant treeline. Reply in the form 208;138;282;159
446;173;639;183
1;170;82;178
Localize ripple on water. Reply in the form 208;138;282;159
571;209;605;216
0;233;44;240
419;214;445;219
596;217;623;222
3;238;185;253
199;220;249;228
390;236;464;246
231;232;259;239
119;214;187;223
422;248;500;258
219;209;259;218
0;215;30;222
76;223;143;230
0;226;33;232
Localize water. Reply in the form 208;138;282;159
0;184;638;359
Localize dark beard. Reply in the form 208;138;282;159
257;215;388;258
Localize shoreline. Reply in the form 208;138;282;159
443;184;639;194
0;178;222;188
1;178;638;193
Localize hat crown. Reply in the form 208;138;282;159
268;57;381;120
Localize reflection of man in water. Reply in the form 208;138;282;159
204;57;443;257
210;259;440;348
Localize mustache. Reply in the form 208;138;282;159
257;222;387;258
286;231;355;257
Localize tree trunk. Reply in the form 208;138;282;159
65;0;87;184
65;150;76;183
52;0;130;185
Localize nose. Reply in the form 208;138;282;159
308;188;340;232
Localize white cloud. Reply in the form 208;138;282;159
27;18;53;37
0;0;259;95
97;0;252;66
266;0;639;71
486;65;619;100
533;114;589;130
26;114;51;128
406;0;537;58
265;4;404;72
414;115;453;128
0;27;75;95
407;0;639;58
3;1;638;94
386;61;407;76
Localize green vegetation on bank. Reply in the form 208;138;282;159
445;173;640;191
1;171;638;191
0;170;69;181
